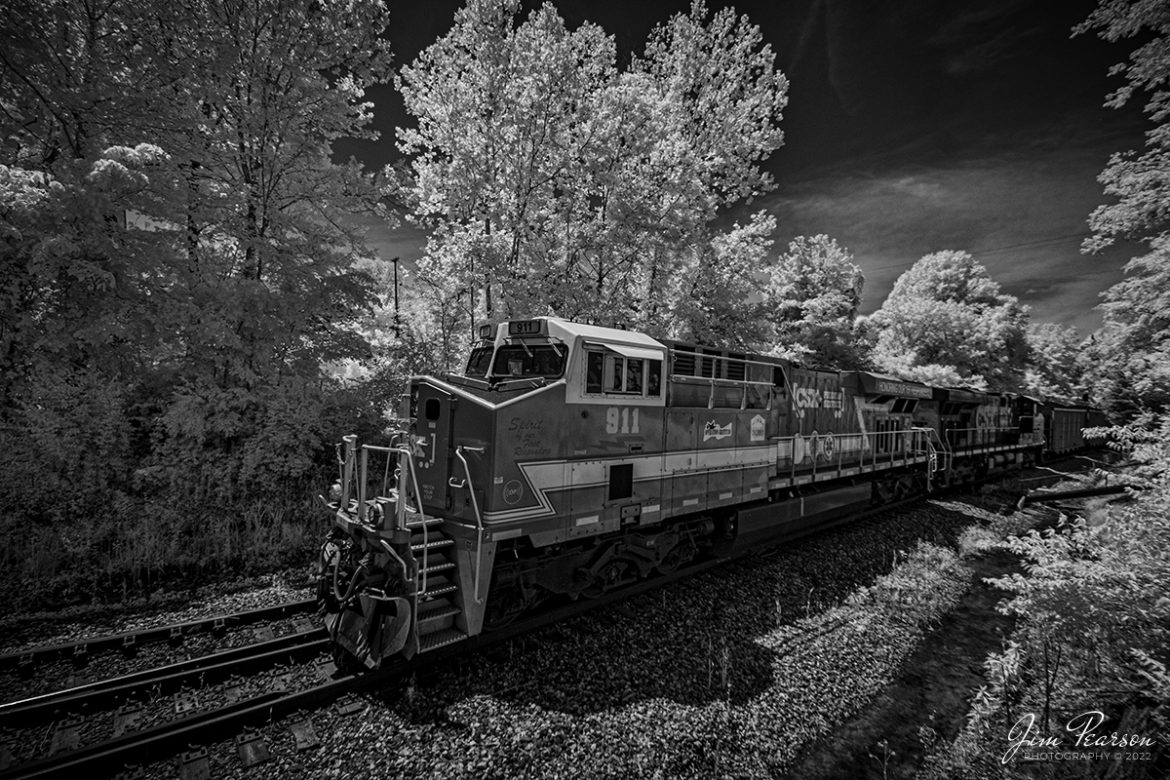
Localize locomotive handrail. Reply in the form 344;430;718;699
667;346;790;413
454;445;487;604
379;539;410;586
667;349;780;380
398;445;431;598
356;443;405;528
945;425;1019;449
667;373;774;387
910;426;949;484
340;435;358;512
359;446;370;522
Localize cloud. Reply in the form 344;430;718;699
756;135;1142;334
347;212;427;276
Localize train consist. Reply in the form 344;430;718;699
318;317;1104;667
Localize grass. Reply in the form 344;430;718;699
0;491;325;615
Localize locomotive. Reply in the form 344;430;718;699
318;317;1093;668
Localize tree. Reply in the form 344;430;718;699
762;234;865;367
866;251;1030;390
1078;1;1170;415
0;0;393;599
1;0;392;498
668;211;777;348
1076;0;1170;250
1023;321;1089;402
1087;238;1170;414
395;0;788;336
397;0;616;326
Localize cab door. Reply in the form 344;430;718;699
412;382;453;515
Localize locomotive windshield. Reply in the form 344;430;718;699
493;344;565;378
464;341;567;380
466;347;493;377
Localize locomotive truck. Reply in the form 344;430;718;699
318;317;1075;668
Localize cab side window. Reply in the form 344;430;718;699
626;360;643;393
586;352;604;393
584;351;662;397
647;360;661;396
608;357;626;391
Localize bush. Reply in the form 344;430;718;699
0;365;390;614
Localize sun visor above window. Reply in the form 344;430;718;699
584;341;663;362
849;371;933;400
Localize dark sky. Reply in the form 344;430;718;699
342;0;1148;334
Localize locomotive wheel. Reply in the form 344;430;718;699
331;643;364;676
582;560;633;599
484;586;527;631
656;540;695;575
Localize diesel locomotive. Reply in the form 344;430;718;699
318;317;1096;668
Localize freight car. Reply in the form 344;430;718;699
318;317;1093;668
1044;403;1109;454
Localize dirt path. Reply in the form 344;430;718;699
784;551;1018;779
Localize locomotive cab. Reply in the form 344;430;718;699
461;319;569;388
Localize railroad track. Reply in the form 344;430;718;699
0;599;316;674
0;629;328;728
0;600;319;779
0;557;723;779
0;456;1107;778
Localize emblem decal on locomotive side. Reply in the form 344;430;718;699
750;414;766;442
820;432;836;460
703;421;733;441
502;479;524;505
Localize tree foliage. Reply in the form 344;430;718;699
395;0;788;336
1023;321;1089;402
1088;237;1170;414
866;251;1030;390
762;234;865;368
1078;1;1170;416
1077;0;1170;250
667;212;777;349
949;8;1170;769
985;420;1170;749
0;0;393;603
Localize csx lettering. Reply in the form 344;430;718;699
793;385;844;418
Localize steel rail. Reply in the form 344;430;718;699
1019;482;1137;506
0;599;316;671
0;629;327;727
0;653;426;779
